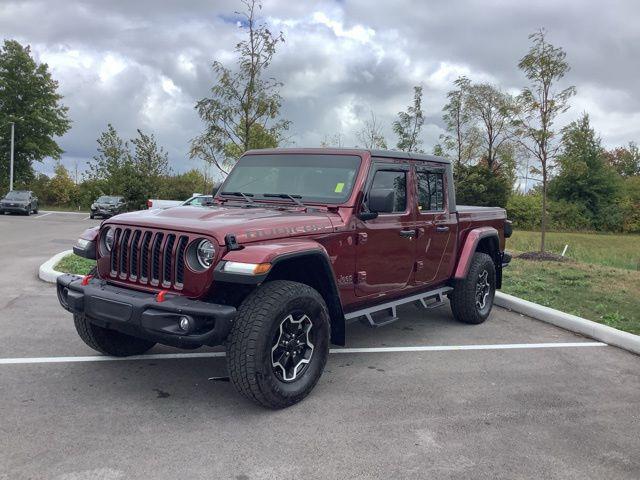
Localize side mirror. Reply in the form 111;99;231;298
368;188;395;214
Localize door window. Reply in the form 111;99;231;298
417;170;445;212
369;170;407;213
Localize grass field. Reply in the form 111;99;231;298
54;254;95;276
507;230;640;271
505;231;640;335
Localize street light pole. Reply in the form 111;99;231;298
9;121;15;191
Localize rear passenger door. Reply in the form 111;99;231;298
413;166;456;286
355;164;416;297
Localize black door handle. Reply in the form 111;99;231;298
435;226;450;233
399;229;416;238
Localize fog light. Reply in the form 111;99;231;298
179;316;192;332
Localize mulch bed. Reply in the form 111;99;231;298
517;251;570;262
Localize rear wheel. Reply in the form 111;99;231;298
450;252;496;324
226;280;330;409
74;314;156;357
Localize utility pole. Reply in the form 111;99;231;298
9;122;15;191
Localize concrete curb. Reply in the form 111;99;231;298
495;291;640;356
38;249;73;283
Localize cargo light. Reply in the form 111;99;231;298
222;261;271;275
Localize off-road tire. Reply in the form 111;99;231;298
73;313;155;357
226;280;330;409
450;252;496;325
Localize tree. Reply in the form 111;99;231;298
604;142;640;177
48;162;78;206
0;40;70;189
88;124;131;189
356;111;387;149
549;113;619;229
440;76;480;171
465;82;515;171
393;86;424;152
190;0;290;175
455;163;511;208
131;128;170;194
515;29;576;251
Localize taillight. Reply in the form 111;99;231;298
147;200;152;209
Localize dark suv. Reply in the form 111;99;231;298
0;190;38;215
90;196;127;219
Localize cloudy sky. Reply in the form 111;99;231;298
1;0;639;180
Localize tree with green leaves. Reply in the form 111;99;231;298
0;39;70;190
465;82;516;171
356;111;387;149
393;86;424;152
549;113;619;229
190;0;290;175
440;76;480;171
605;142;640;177
48;162;78;206
515;29;576;251
88;125;171;209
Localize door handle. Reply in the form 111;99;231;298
399;229;416;238
435;225;450;233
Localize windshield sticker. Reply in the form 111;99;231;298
334;182;345;193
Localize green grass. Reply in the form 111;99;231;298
503;258;640;335
507;230;640;271
54;253;96;275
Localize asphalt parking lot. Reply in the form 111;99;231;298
0;212;639;480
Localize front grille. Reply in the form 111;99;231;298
107;227;191;291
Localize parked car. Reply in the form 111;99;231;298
181;195;214;207
58;148;512;408
146;198;184;210
0;190;38;215
90;195;127;219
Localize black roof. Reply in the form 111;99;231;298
368;149;451;164
244;147;451;164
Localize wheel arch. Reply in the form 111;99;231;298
264;252;346;346
454;227;502;287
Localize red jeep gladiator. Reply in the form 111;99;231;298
58;148;512;408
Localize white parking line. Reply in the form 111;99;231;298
0;342;607;365
39;210;89;215
34;212;53;219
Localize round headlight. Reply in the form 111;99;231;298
196;239;215;268
104;228;114;252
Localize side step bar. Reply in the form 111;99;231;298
344;286;452;328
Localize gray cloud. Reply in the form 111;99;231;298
1;0;638;177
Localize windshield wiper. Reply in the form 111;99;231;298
220;191;254;203
263;193;305;206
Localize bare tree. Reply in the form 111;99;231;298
515;29;576;251
356;111;387;149
190;0;290;175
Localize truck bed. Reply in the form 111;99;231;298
457;205;507;222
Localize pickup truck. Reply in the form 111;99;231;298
57;148;512;408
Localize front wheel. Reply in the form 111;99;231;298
450;252;496;324
226;280;330;409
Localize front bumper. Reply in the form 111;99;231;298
91;208;116;217
57;274;236;348
1;204;29;213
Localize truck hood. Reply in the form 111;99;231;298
106;205;338;245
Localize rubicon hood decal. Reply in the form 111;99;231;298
106;205;337;244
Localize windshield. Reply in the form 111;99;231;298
221;154;361;204
5;191;29;200
96;196;119;203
